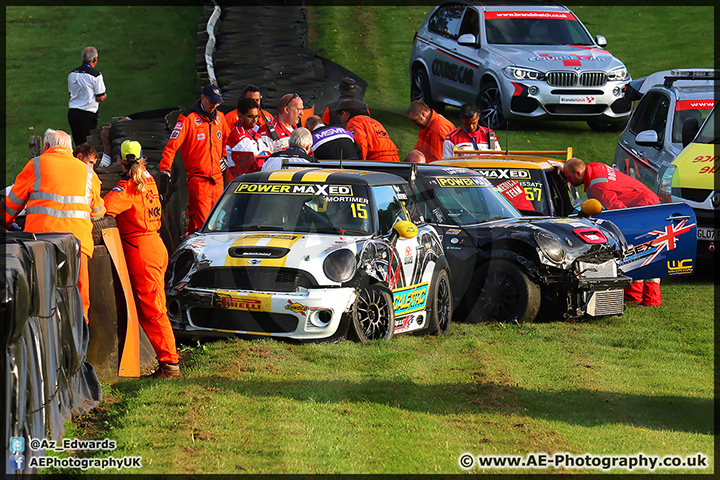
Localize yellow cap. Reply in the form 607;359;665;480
121;140;142;161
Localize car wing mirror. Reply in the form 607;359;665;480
393;220;419;239
580;199;603;217
457;33;477;47
595;35;607;47
635;129;660;147
682;117;700;148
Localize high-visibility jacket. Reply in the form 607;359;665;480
2;146;105;257
583;162;660;210
160;100;229;184
224;108;272;133
414;110;455;163
103;167;162;238
346;115;399;162
442;126;500;158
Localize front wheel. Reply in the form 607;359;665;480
470;259;540;323
411;68;441;111
427;269;452;335
477;82;507;130
350;285;395;342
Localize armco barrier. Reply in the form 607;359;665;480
3;232;102;474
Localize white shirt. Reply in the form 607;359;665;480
68;64;106;113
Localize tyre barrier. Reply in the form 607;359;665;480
3;232;101;474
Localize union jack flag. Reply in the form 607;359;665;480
641;219;696;266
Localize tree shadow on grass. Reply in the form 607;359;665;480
178;375;713;435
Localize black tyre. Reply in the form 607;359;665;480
411;67;434;106
350;285;394;342
477;81;507;130
427;269;452;335
471;259;540;323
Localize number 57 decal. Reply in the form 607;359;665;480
524;186;542;202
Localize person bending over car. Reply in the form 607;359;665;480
336;99;399;162
562;157;662;306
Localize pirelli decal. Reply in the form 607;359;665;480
435;176;489;187
213;291;272;312
225;233;304;267
392;282;429;316
235;182;354;196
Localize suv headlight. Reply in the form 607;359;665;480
608;67;628;81
534;230;566;264
503;66;544;81
323;249;357;283
657;164;677;203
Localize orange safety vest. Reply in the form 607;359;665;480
3;146;105;257
415;110;455;163
103;167;163;238
160;101;229;182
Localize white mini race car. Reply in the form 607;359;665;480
166;168;452;342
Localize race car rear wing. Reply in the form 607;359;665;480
451;147;573;161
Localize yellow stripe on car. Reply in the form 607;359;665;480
225;233;304;267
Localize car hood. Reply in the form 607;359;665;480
489;44;625;72
175;231;365;270
672;143;717;190
458;216;623;268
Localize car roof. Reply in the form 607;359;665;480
233;168;408;187
453;0;569;11
636;69;719;97
434;156;561;171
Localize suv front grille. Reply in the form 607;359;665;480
189;267;317;292
546;71;608;87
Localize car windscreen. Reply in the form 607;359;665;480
204;182;373;235
691;106;718;144
671;101;715;144
484;11;594;45
425;175;521;225
468;167;553;215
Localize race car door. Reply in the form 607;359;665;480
594;202;697;279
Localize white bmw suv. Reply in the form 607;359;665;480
410;1;632;131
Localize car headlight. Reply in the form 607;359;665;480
657;164;677;203
323;249;357;283
503;66;544;81
608;67;628;81
534;230;566;264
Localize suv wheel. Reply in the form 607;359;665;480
478;81;507;130
411;68;437;109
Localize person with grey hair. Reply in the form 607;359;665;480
2;128;105;322
261;127;319;171
68;46;108;153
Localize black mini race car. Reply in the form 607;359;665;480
299;161;633;323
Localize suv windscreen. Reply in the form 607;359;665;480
423;175;520;225
205;182;373;235
693;107;717;144
484;12;594;45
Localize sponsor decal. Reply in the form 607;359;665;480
392;282;429;316
173;121;183;129
559;96;597;104
435;176;489;187
194;117;202;126
485;11;576;20
241;233;302;241
441;168;471;175
234;182;355;197
676;99;715;111
111;185;123;193
621;219;696;267
170;130;180;139
446;228;462;235
216;130;222;139
667;258;693;275
247;259;262;266
394;314;415;332
197;133;206;141
431;59;474;86
285;300;309;316
214;291;271;312
475;169;530;180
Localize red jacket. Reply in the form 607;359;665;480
224;108;272;131
225;124;271;180
443;126;500;158
160;101;229;183
414;110;455;163
258;117;295;153
103;166;163;239
583;162;660;209
346;115;399;162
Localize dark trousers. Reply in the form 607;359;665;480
68;108;99;146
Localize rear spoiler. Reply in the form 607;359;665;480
451;147;573;161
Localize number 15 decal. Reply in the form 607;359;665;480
351;203;368;219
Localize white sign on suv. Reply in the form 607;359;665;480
410;0;632;131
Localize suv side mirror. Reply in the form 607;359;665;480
595;35;607;47
635;129;661;147
681;117;700;148
457;33;477;47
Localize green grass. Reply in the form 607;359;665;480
9;4;714;475
5;6;202;186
